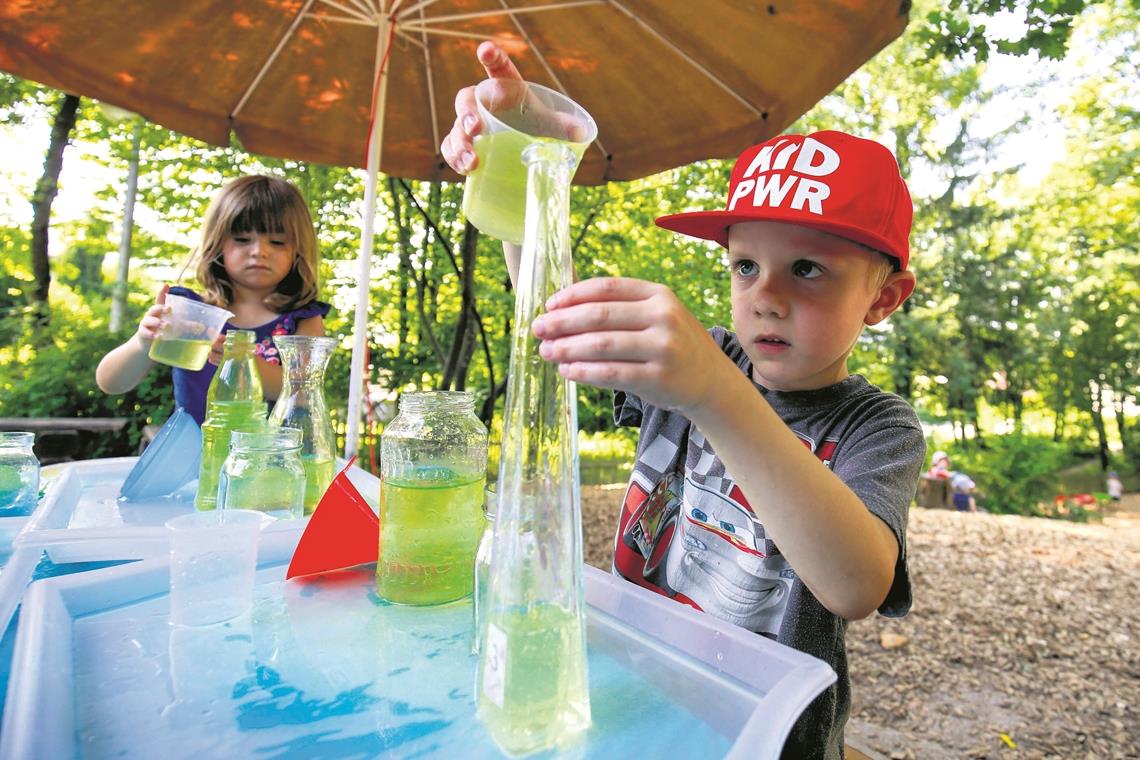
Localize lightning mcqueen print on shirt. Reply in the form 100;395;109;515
613;432;838;637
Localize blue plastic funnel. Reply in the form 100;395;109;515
119;408;202;501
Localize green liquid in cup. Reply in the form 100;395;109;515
376;473;485;605
149;337;213;371
302;455;335;514
478;603;591;755
462;132;587;244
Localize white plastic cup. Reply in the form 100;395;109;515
149;293;234;371
166;509;263;627
461;79;596;244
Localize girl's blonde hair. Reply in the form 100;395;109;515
190;175;320;312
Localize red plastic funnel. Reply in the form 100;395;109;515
286;457;379;580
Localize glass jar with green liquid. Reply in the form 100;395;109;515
217;427;305;518
195;330;266;511
377;391;487;606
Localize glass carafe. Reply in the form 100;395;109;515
217;427;306;519
196;330;266;511
476;142;591;755
377;391;488;606
268;335;337;513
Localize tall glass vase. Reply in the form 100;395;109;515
268;335;338;513
476;141;591;755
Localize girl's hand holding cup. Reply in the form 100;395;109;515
136;284;171;347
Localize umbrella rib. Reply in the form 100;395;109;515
400;1;603;28
318;15;383;27
494;0;611;161
607;1;763;117
342;0;378;18
396;29;426;49
321;0;376;22
407;28;495;41
397;0;444;20
417;6;443;160
233;0;320;120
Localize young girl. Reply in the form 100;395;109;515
96;175;330;425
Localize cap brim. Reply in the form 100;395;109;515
656;209;906;268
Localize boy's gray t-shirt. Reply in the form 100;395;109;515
611;326;925;760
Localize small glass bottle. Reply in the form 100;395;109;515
268;335;338;514
196;330;266;511
471;484;496;655
216;427;306;519
377;390;488;606
0;432;40;514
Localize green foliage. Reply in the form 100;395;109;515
917;0;1096;62
940;435;1075;515
0;289;173;457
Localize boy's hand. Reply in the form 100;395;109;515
135;284;170;346
440;41;523;175
532;278;725;415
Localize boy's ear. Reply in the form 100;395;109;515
865;271;916;326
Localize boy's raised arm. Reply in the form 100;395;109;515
533;277;900;620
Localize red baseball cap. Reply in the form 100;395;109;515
656;130;913;270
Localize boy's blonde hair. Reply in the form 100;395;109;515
190;175;320;312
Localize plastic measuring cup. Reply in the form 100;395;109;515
166;509;263;626
461;79;597;244
148;294;234;371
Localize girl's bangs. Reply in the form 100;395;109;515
228;187;290;236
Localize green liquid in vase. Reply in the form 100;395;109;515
376;473;485;605
302;455;335;514
149;337;212;370
195;400;265;510
478;603;591;755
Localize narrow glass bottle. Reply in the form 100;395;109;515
268;335;338;513
195;330;266;511
476;142;591;755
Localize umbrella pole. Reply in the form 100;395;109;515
345;14;394;459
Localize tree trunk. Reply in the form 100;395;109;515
109;117;144;332
441;223;478;389
30;92;80;330
386;177;411;351
1089;381;1110;470
1110;385;1129;460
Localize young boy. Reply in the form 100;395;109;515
444;43;925;760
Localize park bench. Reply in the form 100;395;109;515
0;417;129;464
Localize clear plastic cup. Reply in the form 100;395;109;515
148;294;234;371
166;509;263;627
461;79;597;244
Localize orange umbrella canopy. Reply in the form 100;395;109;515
0;1;907;183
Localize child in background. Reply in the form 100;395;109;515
927;450;951;479
950;471;979;512
1106;471;1122;503
443;42;925;760
96;175;330;424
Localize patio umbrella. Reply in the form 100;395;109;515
0;0;909;455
